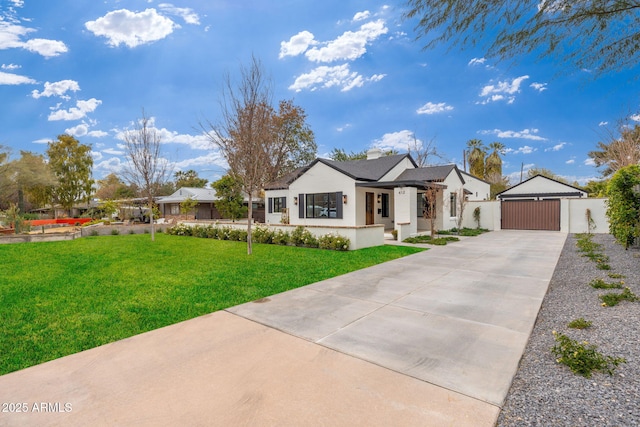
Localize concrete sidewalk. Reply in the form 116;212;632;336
0;230;566;427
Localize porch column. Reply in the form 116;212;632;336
394;186;417;240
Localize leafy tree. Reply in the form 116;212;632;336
122;110;172;241
466;139;486;179
47;135;94;216
95;173;132;200
179;196;199;220
329;147;399;161
583;180;609;198
211;174;247;221
527;167;569;184
174;170;208;188
404;0;640;76
0;151;56;212
606;165;640;249
589;124;640;178
272;99;317;175
202;56;315;254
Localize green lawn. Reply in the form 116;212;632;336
0;234;423;375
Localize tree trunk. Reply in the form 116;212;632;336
149;196;155;242
246;194;253;255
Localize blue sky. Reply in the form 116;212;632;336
1;0;639;186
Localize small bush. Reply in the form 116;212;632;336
291;226;318;247
129;230;135;235
252;226;274;244
228;228;247;242
608;273;626;279
272;229;290;245
318;233;350;251
90;230;99;237
599;287;639;307
551;331;625;378
596;262;612;270
589;278;624;289
391;229;398;240
567;318;592;329
111;229;120;235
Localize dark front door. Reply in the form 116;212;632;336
366;192;375;225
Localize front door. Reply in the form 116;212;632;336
365;192;375;225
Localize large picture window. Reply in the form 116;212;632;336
301;192;342;219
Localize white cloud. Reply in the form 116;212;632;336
584;158;596;166
174;152;226;170
353;11;371;22
32;80;80;99
416;101;453;115
0;20;67;57
599;121;609;126
48;98;102;121
115;117;211;150
545;142;566;152
23;38;68;57
478;75;529;104
1;63;20;69
88;130;109;138
336;123;352;132
0;70;35;85
279;30;316;58
480;128;547;141
566;159;575;164
468;57;485;66
91;151;103;161
373;130;418;152
630;114;640;122
304;19;388;63
94;157;124;176
85;8;177;48
158;4;200;25
10;0;24;7
64;123;89;137
530;82;547;92
289;63;382;92
103;148;125;156
505;146;537;155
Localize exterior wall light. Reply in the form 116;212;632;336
293;196;298;205
377;194;381;203
342;194;347;204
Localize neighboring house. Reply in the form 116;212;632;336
157;187;265;222
496;175;588;231
264;149;490;237
157;187;220;220
459;170;491;201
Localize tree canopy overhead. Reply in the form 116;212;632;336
404;0;640;75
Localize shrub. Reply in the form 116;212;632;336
90;230;99;237
253;226;274;244
291;226;318;247
272;230;290;246
318;233;350;251
228;228;247;242
129;230;135;235
589;278;624;289
567;318;592;329
391;229;398;240
111;229;120;235
167;224;192;236
599;287;639;307
606;164;640;249
551;331;626;378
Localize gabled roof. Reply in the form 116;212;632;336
395;164;464;183
459;169;490;185
496;174;587;199
318;154;416;181
264;166;309;190
157;187;217;203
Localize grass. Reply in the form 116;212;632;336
0;234;423;375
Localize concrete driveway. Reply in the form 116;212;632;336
0;230;566;427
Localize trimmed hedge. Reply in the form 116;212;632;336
167;224;350;251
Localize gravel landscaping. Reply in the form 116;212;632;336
498;233;640;426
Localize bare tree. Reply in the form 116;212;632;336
589;122;640;178
455;187;467;230
422;185;440;237
122;110;171;241
408;133;447;167
202;56;315;254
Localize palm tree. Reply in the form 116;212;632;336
466;139;486;178
485;141;506;179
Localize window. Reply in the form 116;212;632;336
419;192;436;219
170;204;180;215
381;193;389;217
302;192;342;219
450;192;457;217
268;197;286;213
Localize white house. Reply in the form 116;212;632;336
264;149;490;240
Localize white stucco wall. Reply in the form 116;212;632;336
500;176;587;198
395;186;417;235
289;162;355;226
379;157;416;181
461;173;491;201
264;189;290;225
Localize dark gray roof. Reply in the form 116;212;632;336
264;166;309;190
318;154;416;181
395;164;463;183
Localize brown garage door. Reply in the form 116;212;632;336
501;199;560;231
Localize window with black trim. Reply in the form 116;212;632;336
305;192;340;218
268;197;286;213
381;193;389;217
450;192;457;217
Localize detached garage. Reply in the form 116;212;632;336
497;175;587;231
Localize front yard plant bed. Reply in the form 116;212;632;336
403;235;460;245
498;234;640;426
0;234;423;375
